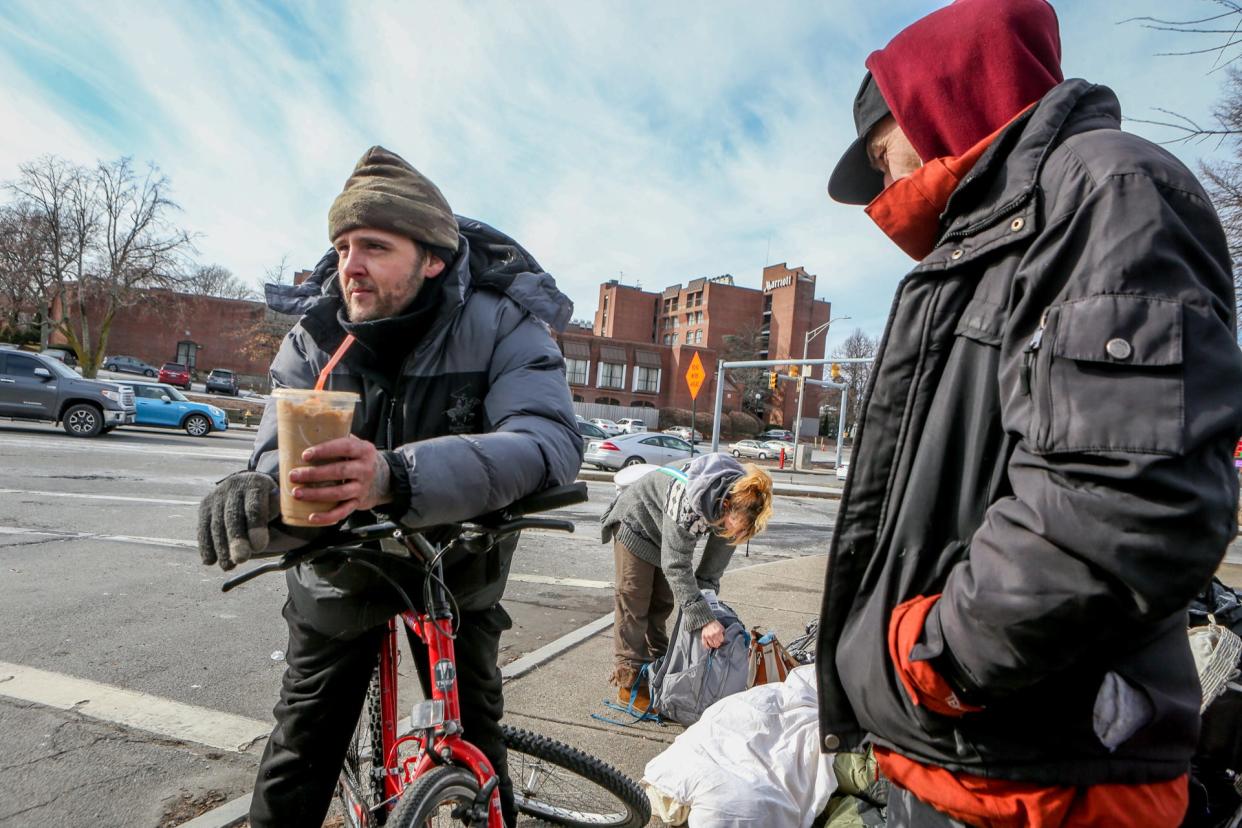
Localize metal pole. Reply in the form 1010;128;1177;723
835;386;849;471
691;388;697;457
711;359;725;453
794;331;809;446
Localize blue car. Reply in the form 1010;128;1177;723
129;382;229;437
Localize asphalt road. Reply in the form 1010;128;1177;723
0;420;837;827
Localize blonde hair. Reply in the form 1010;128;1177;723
715;464;774;545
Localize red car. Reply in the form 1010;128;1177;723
158;362;191;389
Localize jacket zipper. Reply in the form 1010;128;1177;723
1019;308;1049;396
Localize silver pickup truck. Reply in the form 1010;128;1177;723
0;350;136;437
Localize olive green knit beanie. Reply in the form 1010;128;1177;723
328;146;459;253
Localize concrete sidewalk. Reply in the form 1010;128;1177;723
500;553;827;824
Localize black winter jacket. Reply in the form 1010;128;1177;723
816;80;1242;784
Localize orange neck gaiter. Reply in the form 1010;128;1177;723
864;110;1028;260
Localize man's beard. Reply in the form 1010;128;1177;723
345;265;426;322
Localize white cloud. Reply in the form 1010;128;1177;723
0;0;1231;358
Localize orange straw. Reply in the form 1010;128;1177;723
315;334;356;390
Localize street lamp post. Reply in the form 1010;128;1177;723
793;316;849;447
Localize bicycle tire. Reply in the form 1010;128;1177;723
503;725;650;828
387;766;481;827
339;668;388;826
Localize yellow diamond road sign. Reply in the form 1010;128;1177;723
685;353;706;400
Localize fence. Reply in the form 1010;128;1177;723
572;401;660;429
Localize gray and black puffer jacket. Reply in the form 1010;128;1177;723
252;218;583;631
817;80;1242;785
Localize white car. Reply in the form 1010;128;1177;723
616;418;648;434
584;432;694;470
589;418;624;436
763;440;795;456
664;426;703;443
836;461;850;482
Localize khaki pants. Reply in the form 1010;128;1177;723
611;540;675;688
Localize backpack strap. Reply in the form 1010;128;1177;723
656;466;689;484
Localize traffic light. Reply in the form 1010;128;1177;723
788;365;800;378
830;363;842;382
768;371;777;390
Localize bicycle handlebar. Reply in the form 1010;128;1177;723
221;482;588;593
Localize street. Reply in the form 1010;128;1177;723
0;421;836;827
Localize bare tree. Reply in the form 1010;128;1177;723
7;156;90;348
720;318;773;418
184;263;258;300
831;328;878;436
0;203;44;339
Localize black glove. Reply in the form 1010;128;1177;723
198;472;280;571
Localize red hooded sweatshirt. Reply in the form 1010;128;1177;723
862;0;1063;259
861;1;1189;824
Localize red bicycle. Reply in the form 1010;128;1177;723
224;483;649;827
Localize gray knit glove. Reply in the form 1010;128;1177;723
198;472;280;571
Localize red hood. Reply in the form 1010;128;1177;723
865;0;1063;162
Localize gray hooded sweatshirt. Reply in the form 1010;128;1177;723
601;453;744;631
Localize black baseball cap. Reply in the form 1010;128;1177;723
827;72;892;205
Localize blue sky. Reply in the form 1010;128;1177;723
0;1;1231;354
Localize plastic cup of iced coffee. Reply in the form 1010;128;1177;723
271;388;359;526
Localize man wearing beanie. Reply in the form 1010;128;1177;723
818;1;1242;826
197;146;582;827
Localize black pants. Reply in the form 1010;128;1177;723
249;597;516;827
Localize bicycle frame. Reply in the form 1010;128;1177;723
369;607;504;827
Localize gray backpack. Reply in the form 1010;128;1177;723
649;596;751;726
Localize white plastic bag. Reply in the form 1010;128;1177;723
641;664;837;828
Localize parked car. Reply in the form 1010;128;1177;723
729;439;774;459
584;431;694;470
589;418;624;437
0;350;134;437
103;354;157;377
40;347;78;367
763;440;795;456
759;428;794;442
616;418;648;434
663;426;703;443
158;362;192;389
205;368;238;395
836;461;850;482
129;381;228;437
577;419;608;451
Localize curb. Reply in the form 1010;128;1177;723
177;793;250;828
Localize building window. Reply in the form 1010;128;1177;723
597;361;626;389
694;329;702;344
685;331;693;344
565;358;589;385
632;400;655;408
672;317;679;328
633;365;661;393
595;396;620;406
572;394;584;402
696;311;703;323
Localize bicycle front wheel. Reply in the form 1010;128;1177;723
503;725;650;828
387;766;481;827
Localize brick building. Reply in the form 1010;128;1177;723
49;286;280;386
568;262;832;430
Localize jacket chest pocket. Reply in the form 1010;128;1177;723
1028;294;1184;455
